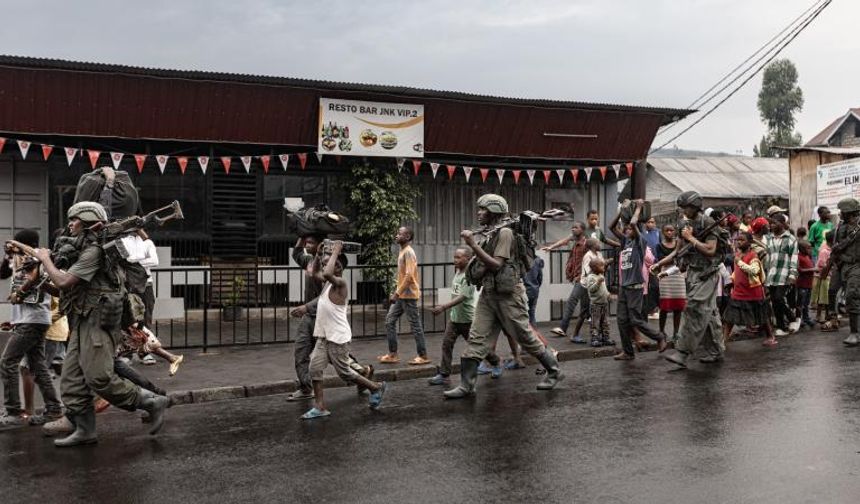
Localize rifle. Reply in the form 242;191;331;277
651;214;729;274
91;200;184;239
820;223;860;280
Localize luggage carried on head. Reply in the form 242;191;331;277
74;168;141;220
286;204;352;238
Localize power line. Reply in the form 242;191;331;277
657;0;825;140
650;0;832;154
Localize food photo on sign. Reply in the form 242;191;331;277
318;98;425;158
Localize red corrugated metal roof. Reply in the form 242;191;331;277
0;55;693;162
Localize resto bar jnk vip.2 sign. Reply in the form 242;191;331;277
318;98;425;158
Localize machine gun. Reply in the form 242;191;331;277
92;200;184;240
651;213;729;274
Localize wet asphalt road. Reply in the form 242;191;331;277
3;332;860;504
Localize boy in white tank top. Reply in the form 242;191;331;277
302;241;388;419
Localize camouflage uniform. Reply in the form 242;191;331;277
834;198;860;346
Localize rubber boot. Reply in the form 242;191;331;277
443;358;479;399
844;314;860;347
54;409;97;448
536;350;565;390
136;388;170;435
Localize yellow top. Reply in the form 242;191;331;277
45;297;69;342
395;245;421;299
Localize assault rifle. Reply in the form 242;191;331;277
92;200;184;239
650;213;729;274
820;223;860;280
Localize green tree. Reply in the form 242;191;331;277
341;160;420;293
755;59;804;157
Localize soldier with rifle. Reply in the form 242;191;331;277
821;198;860;347
32;202;171;447
443;194;564;399
652;191;728;369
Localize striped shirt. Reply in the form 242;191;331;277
764;231;798;287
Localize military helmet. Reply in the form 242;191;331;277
676;191;703;210
67;201;108;223
477;193;509;214
837;198;860;214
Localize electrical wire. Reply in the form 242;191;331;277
650;0;832;153
655;0;827;139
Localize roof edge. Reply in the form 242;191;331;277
0;54;695;123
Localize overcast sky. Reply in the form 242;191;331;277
1;0;855;154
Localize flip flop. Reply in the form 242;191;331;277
378;354;400;364
301;407;331;420
169;355;184;377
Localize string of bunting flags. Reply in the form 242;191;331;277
0;135;635;185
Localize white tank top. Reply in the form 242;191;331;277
313;283;352;345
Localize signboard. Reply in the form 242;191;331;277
318;98;424;158
817;157;860;213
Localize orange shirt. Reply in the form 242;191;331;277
396;245;421;299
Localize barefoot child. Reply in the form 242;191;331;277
302;241;387;419
723;232;776;346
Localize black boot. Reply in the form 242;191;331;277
443;358;479;399
136;389;170;435
54;409;97;448
536;351;565;390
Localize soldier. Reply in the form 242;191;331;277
832;198;860;347
653;191;727;368
444;194;564;399
33;202;169;447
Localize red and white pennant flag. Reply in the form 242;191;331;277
463;166;473;183
584;167;593;181
526;170;536;185
570;168;579;184
613;164;621;178
512;170;522;184
88;150;101;169
41;145;53;160
496;169;505;184
446;165;457;180
430;162;440;178
0;137;6;153
135;155;147;174
556;169;565;184
396;158;406;172
17;140;31;160
240;156;252;173
110;152;124;170
297;153;308;170
412;160;422;176
221;157;232;174
279;154;290;171
198;156;209;174
260;155;271;174
177;157;189;175
156;155;169;174
65;147;78;167
479;168;489;183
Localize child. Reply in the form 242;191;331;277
656;224;686;342
429;247;480;386
812;231;833;324
523;256;545;326
303;241;387;419
585;258;612;347
723;232;776;346
116;325;184;377
796;240;816;329
608;200;667;360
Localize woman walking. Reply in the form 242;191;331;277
655;224;686;343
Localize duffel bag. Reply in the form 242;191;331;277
287;204;351;237
74;169;141;219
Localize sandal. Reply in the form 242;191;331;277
408;356;432;366
549;328;566;337
287;390;315;401
377;354;400;364
169;355;184;377
503;358;526;370
762;338;778;347
301;407;331;420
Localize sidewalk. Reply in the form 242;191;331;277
125;318;754;406
0;317;796;408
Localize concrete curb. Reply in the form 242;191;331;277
166;329;771;407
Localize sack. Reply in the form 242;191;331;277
619;201;651;225
74;170;140;219
287;204;351;237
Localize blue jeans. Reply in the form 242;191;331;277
385;298;427;356
560;283;589;331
